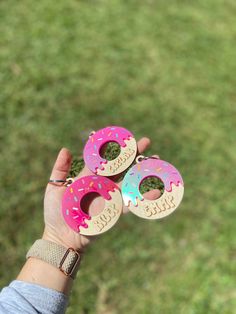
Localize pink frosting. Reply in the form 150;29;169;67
83;126;134;173
62;175;118;233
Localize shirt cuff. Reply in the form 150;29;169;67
0;280;68;314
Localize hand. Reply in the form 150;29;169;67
42;137;160;251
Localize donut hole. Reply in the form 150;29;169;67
100;141;121;161
80;192;104;216
139;176;164;200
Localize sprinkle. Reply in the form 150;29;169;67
70;188;73;193
66;209;69;216
92;176;98;179
144;169;150;172
111;127;116;130
108;131;112;136
129;172;134;176
137;164;141;171
98;183;102;189
78;188;84;192
89;181;94;187
129;191;134;194
92;153;97;156
132;183;136;187
82;179;85;184
156;167;162;172
74;196;78;202
125;183;128;187
94;144;97;150
73;215;79;219
115;133;119;138
91;137;94;143
73;207;78;211
97;138;103;141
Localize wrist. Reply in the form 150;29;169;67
42;227;86;253
41;231;76;251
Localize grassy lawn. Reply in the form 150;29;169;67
0;0;235;313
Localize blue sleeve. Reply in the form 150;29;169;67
0;280;68;314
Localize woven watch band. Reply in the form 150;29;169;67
26;239;81;279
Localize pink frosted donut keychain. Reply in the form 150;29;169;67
62;175;123;236
83;126;137;176
122;156;184;219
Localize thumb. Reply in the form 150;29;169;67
49;148;72;182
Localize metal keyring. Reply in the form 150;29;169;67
49;177;74;186
135;155;160;163
49;179;67;183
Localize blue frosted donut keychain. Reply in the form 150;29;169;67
122;156;184;219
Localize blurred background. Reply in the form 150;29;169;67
0;0;235;313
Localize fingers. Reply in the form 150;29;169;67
49;148;72;181
137;137;151;154
142;189;161;200
77;137;152;180
75;136;153;185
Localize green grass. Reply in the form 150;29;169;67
0;0;236;313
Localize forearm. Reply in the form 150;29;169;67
17;257;73;296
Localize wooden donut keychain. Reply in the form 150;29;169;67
61;175;123;236
121;155;184;219
83;126;137;176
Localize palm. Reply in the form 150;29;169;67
43;138;160;251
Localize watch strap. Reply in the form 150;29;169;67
26;239;81;279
